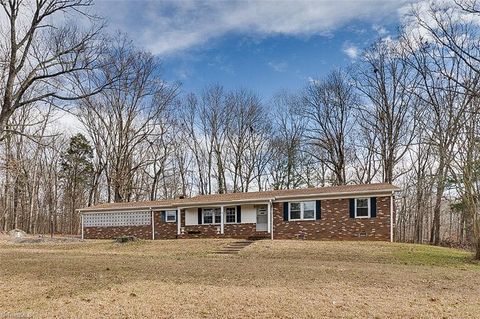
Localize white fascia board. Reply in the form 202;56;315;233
78;188;399;213
79;206;162;214
273;189;398;202
175;199;273;209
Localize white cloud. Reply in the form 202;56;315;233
93;0;415;56
398;0;480;51
342;42;360;59
268;61;288;72
373;24;389;36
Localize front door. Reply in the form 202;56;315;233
256;206;268;231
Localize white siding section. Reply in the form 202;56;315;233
185;208;198;226
83;212;151;227
184;205;258;225
240;205;257;223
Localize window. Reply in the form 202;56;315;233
203;210;213;224
303;202;315;219
355;198;370;218
203;208;222;224
165;210;177;222
215;211;221;224
289;201;316;220
290;203;301;220
226;207;236;223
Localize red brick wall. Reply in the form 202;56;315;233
153;211;177;239
83;196;392;241
83;225;152;239
273;196;391;241
179;223;261;239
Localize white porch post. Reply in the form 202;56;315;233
177;208;181;235
220;206;225;234
267;201;271;234
151;210;155;240
390;193;394;243
81;214;84;240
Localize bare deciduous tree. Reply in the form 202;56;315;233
0;0;106;140
303;69;357;185
354;39;419;184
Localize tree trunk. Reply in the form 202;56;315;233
475;236;480;260
431;161;445;246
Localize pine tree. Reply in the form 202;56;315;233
60;134;94;234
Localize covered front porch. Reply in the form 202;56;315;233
173;202;273;239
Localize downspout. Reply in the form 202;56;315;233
81;213;84;240
177;208;182;237
269;199;274;240
220;206;225;235
151;207;155;240
390;192;394;243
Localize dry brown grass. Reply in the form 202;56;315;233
0;238;479;318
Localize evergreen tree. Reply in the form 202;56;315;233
60;133;94;234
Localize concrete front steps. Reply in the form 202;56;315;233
213;240;254;255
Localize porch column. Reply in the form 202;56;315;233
151;210;155;240
220;206;225;234
81;215;84;240
390;193;394;243
177;208;181;235
267;201;271;233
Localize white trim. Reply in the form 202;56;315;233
225;207;237;224
165;210;177;223
220;206;224;234
202;208;222;225
288;201;316;221
269;199;274;240
390;193;394;242
151;210;155;240
273;189;397;200
77;188;399;213
274;191;394;203
267;201;271;233
177;209;181;235
354;198;371;218
78;206;173;213
179;201;270;210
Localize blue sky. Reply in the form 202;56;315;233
93;0;414;99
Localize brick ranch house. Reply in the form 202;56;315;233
78;183;399;241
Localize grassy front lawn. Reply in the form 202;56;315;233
0;238;478;318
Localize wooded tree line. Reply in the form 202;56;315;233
0;0;479;258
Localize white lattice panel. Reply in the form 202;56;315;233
83;212;151;227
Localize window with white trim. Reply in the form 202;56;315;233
289;201;316;220
355;198;370;218
203;208;221;224
225;207;236;223
165;210;177;222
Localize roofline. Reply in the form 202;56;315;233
78;187;399;214
272;188;398;201
176;188;398;208
176;198;273;209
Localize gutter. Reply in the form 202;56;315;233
273;188;398;200
269;199;274;240
390;191;394;243
151;207;155;240
78;189;398;213
78;206;172;213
